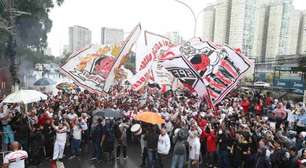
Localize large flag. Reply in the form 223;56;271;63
60;44;121;93
103;24;142;92
161;38;253;106
202;45;253;105
136;31;174;72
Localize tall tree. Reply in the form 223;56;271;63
0;0;64;57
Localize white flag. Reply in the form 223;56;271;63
103;24;142;92
136;31;174;72
128;66;154;91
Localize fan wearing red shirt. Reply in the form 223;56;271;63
266;95;273;107
202;125;217;168
255;99;263;116
241;97;250;114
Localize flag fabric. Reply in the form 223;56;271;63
103;24;142;92
133;30;175;91
128;66;154;91
202;45;253;105
136;31;174;72
161;38;253;106
151;62;174;86
60;44;121;93
160;56;209;98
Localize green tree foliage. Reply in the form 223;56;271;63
0;0;64;64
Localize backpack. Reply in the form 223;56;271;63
178;128;189;141
174;140;186;155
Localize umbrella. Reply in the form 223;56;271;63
3;90;47;104
56;82;77;92
135;112;165;125
93;108;123;119
33;78;56;86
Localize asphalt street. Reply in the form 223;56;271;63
37;143;172;168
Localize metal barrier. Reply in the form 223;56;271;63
0;151;11;163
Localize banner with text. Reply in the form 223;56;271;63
136;31;174;72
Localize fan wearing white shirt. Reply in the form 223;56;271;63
3;141;28;168
188;131;201;168
69;118;87;159
52;120;69;161
157;127;171;168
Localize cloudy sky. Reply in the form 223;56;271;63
47;0;306;56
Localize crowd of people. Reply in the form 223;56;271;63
1;84;306;168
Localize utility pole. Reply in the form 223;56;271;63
2;0;30;92
6;0;19;91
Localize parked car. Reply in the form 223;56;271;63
254;81;271;88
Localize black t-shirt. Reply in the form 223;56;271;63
92;124;104;142
42;125;54;141
146;132;159;150
218;133;233;151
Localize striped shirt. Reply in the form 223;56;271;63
3;150;28;168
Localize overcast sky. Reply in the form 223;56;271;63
47;0;306;56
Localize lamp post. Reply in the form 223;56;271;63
174;0;216;37
174;0;197;37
